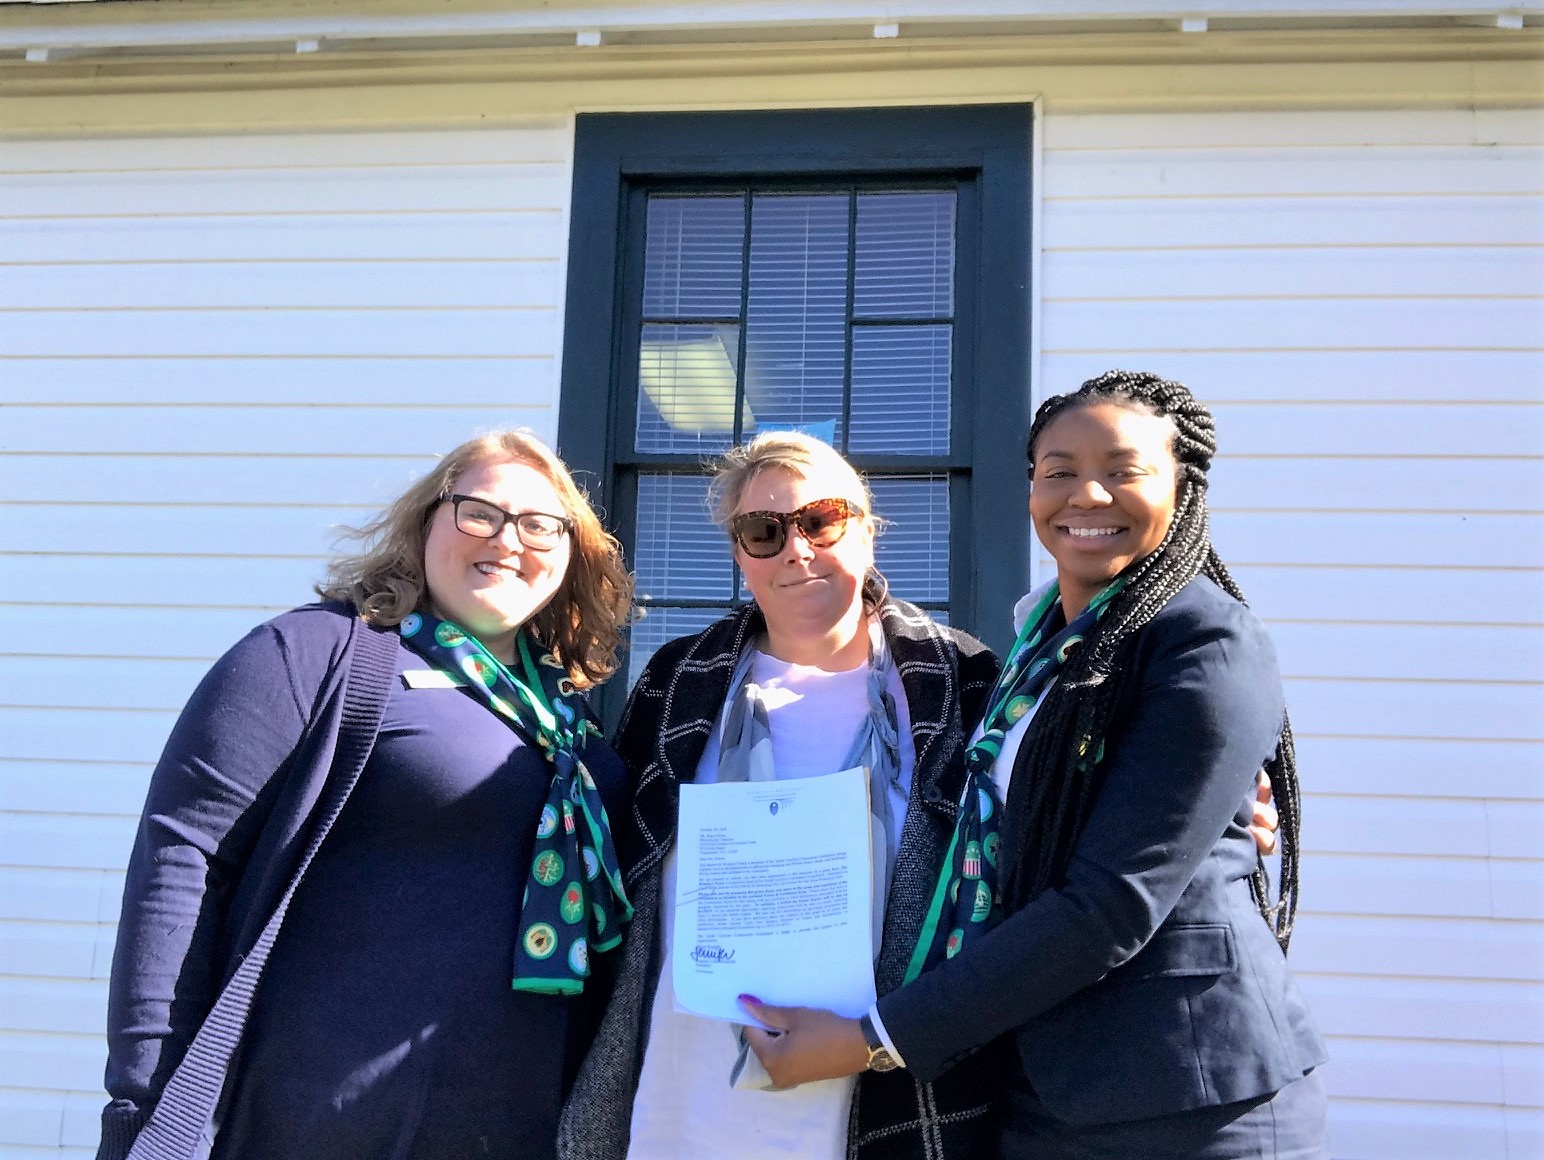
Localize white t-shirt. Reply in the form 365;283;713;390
626;649;915;1160
977;582;1061;801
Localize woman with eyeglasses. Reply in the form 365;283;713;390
558;429;1281;1160
98;431;633;1160
737;372;1329;1159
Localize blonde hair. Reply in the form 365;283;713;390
706;430;886;606
317;430;633;688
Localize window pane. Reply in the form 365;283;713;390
643;194;744;319
871;475;950;603
854;191;954;319
633;473;735;601
635;323;741;453
628;606;732;689
849;325;951;455
743;193;848;440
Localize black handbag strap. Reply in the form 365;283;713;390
127;619;399;1160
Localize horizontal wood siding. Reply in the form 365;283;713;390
1039;106;1544;1158
3;81;1541;1160
0;122;574;1154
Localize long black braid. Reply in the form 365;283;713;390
1001;369;1301;950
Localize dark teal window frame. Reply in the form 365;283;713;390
559;105;1033;712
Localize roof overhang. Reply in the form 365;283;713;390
2;0;1539;66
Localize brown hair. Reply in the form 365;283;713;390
316;430;633;688
706;429;887;607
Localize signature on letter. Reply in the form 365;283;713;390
691;944;736;964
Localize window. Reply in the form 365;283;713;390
560;106;1032;706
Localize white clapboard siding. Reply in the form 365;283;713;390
0;556;324;609
0;708;179;766
0;211;567;263
1041;145;1544;199
0;127;576;172
0;978;109;1038
1210;510;1540;568
1230;566;1544;627
1301;794;1543;860
0;165;570;218
1313;853;1537;925
0;308;557;357
2;405;561;455
1042;349;1544;403
1;82;1540;1160
1;260;563;310
0;606;286;661
2;658;215;712
1044;298;1544;354
0;120;576;1153
1268;624;1542;683
3;357;556;405
1281;662;1542;744
1210;457;1544;515
1047;194;1544;250
1299;976;1543;1048
1041;108;1544;150
2;816;143;875
1044;246;1544;299
1291;914;1544;981
0;503;376;558
0;453;442;505
0;766;150;819
1042;106;1544;1158
1292;736;1544;801
0;869;125;925
0;1032;110;1105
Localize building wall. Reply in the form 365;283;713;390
1;45;1540;1160
0;118;581;1156
1036;106;1544;1159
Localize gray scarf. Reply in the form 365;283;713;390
713;618;903;1089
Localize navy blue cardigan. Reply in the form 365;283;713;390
99;605;401;1160
877;577;1327;1125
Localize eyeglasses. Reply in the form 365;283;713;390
729;497;862;559
446;494;572;551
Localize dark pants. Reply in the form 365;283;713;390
1000;1068;1328;1160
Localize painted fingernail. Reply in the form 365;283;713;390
738;993;762;1005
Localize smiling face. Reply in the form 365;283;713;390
733;465;875;669
422;457;573;661
1030;402;1179;618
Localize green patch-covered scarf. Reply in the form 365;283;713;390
399;611;632;995
904;578;1124;982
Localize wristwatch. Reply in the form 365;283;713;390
858;1013;901;1072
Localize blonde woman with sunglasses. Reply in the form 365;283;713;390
554;430;1000;1159
559;429;1280;1160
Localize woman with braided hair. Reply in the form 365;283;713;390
742;371;1329;1157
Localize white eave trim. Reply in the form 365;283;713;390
1;0;1538;59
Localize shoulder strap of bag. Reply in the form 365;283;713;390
126;619;399;1160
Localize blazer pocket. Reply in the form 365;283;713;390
1119;922;1236;980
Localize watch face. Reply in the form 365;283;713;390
860;1014;900;1072
869;1049;900;1073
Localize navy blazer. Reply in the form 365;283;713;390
876;577;1327;1126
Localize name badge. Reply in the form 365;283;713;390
401;669;467;689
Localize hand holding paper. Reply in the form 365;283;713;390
738;997;871;1088
673;766;877;1024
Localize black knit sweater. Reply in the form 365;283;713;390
558;597;1007;1160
